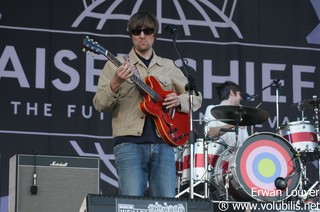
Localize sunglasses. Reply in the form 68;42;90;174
130;28;154;36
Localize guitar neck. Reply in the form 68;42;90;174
105;51;158;101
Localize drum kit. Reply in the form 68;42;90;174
175;96;320;203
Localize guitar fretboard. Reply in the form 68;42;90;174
105;51;159;102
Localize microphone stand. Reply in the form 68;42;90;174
249;78;283;129
273;79;281;129
168;29;200;200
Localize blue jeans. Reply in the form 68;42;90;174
114;143;176;197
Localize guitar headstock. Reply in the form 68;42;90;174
82;36;107;56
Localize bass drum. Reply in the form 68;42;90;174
212;132;301;202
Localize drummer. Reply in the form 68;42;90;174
204;81;249;147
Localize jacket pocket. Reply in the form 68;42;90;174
155;75;171;89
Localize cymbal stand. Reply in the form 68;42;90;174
296;141;320;202
312;95;320;139
300;110;306;121
234;108;242;147
250;103;263;135
274;80;281;129
203;139;210;199
312;95;320;202
300;164;311;191
301;180;319;201
176;180;204;198
175;139;211;199
175;145;185;195
316;157;320;203
204;120;213;199
271;77;286;128
298;161;319;203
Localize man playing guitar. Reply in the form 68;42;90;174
93;11;202;198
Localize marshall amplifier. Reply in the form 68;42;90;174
9;154;100;212
79;194;214;212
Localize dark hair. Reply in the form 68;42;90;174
216;81;241;102
128;11;159;37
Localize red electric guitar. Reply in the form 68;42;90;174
83;36;190;147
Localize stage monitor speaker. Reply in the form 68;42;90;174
9;154;100;212
79;194;214;212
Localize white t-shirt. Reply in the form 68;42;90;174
204;105;249;147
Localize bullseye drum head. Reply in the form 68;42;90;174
235;132;301;202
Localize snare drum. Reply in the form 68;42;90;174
278;121;318;153
213;132;301;202
180;138;226;185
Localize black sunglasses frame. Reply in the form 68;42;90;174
130;28;154;36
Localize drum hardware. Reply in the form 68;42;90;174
273;78;282;128
292;95;320;135
249;103;263;136
292;95;320;203
203;117;235;123
291;95;320;141
301;180;319;201
212;132;302;202
175;138;226;199
311;96;320;145
277;120;318;163
174;146;187;195
273;150;307;201
210;105;269;127
224;172;233;201
292;96;320;111
300;164;312;190
245;78;284;128
310;96;320;202
209;171;231;201
274;166;300;190
203;139;211;199
204;118;235;141
243;76;283;127
211;105;269;147
176;180;205;198
268;77;286;128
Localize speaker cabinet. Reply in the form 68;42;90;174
9;154;100;212
80;194;214;212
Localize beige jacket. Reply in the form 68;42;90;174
93;48;202;137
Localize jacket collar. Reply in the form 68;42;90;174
128;48;164;68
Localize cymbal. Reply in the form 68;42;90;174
210;105;269;126
292;98;320;111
